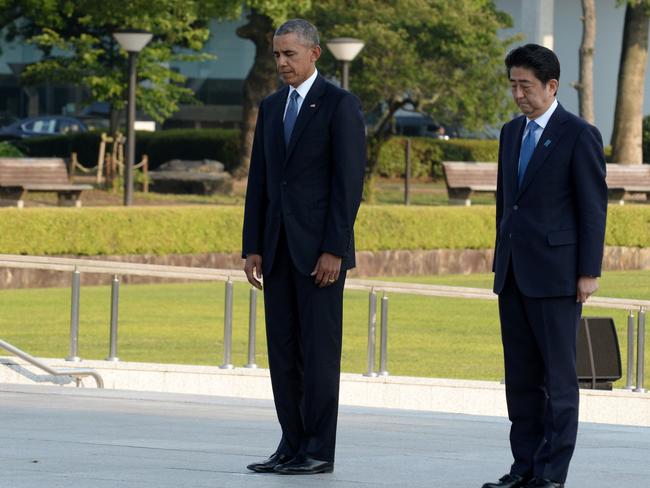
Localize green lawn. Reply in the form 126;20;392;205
372;179;496;206
1;270;648;388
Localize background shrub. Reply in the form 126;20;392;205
0;141;24;157
0;205;647;256
378;137;499;178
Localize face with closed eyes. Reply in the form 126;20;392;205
273;33;321;88
509;66;558;119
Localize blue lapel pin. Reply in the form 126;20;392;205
544;139;551;147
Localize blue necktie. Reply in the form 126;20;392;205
518;120;539;187
284;90;300;147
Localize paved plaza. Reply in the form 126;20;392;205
1;384;649;488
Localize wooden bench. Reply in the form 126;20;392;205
0;158;93;208
442;161;650;205
441;161;497;206
605;164;650;205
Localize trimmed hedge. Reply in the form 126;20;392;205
0;141;24;157
0;205;648;256
13;128;240;172
377;137;499;178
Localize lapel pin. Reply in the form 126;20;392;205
544;139;552;147
310;104;316;108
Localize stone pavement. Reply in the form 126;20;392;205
1;384;648;488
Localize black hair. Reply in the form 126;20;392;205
505;43;560;86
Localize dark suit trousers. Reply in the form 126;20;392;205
498;265;581;483
263;225;346;462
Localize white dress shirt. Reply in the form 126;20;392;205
283;69;318;121
521;98;558;146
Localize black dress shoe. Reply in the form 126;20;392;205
524;479;564;488
273;455;334;475
482;473;531;488
246;452;292;473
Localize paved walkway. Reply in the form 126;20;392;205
1;384;648;488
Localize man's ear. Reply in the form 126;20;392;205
548;78;559;96
311;45;322;63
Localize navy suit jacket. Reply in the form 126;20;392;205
493;103;607;297
242;75;366;276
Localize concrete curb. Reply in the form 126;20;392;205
2;356;649;426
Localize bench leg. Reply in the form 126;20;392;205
0;188;26;208
448;198;471;206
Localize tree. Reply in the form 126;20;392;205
611;0;650;165
216;1;311;176
574;0;596;124
0;0;225;133
309;0;514;198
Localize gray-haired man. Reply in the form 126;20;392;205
242;19;366;475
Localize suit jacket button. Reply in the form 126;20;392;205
513;204;519;210
509;233;512;238
281;181;287;186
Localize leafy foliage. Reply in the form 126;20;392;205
311;0;516;134
307;0;516;197
0;141;23;157
0;1;226;122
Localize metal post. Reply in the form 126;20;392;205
634;307;646;393
624;309;635;390
364;288;377;377
341;60;350;91
404;138;411;205
66;268;81;362
106;275;120;362
378;292;389;376
220;278;234;369
124;51;137;206
245;287;258;368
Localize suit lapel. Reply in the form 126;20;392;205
516;103;570;198
272;88;289;163
285;75;326;163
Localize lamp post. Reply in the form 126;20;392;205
325;38;365;91
112;30;152;206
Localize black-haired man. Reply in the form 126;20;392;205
484;44;607;488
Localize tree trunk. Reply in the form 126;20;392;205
611;3;649;165
235;11;278;177
577;0;596;124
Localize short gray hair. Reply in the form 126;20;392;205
275;19;320;47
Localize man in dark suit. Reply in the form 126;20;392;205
483;44;607;488
242;19;366;475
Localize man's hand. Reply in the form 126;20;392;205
311;252;342;288
244;254;263;290
577;276;599;303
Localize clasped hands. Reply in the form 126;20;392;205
244;252;342;290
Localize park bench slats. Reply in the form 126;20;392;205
0;158;93;208
442;161;650;205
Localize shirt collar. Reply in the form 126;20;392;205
527;98;558;130
289;68;318;100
